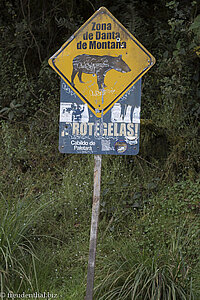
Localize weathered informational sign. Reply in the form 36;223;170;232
49;6;155;155
59;78;141;155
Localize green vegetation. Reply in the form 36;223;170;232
0;0;199;299
0;121;199;298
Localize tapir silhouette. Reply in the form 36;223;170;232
71;54;131;90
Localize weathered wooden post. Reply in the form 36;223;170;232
86;154;102;299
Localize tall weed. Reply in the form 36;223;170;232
0;196;51;293
94;180;200;300
95;226;198;299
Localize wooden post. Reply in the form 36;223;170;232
86;154;102;300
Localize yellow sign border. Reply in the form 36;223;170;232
49;7;155;117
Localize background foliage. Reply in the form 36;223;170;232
0;0;199;299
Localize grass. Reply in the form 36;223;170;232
93;180;200;300
95;225;198;299
0;198;40;293
0;119;199;299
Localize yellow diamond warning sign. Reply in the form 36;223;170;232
49;7;155;117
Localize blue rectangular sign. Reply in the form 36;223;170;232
59;79;141;155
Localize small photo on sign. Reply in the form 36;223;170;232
111;103;140;123
60;103;89;123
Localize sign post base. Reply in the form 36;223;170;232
86;154;102;300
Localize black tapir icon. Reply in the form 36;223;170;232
71;54;131;90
